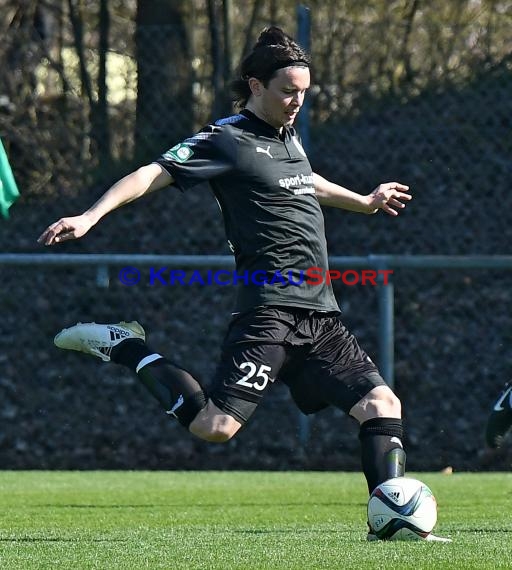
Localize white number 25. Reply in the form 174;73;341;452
236;362;273;391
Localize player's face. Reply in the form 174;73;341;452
252;66;310;129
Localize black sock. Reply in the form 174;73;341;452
111;339;207;427
111;339;149;370
359;417;406;494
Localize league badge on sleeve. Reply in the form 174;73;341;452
164;143;194;163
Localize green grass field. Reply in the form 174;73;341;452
0;471;510;569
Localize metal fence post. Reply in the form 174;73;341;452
96;265;110;288
296;4;312;448
376;259;395;388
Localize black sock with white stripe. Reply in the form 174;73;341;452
111;339;207;427
359;417;405;494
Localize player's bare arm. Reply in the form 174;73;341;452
313;172;411;216
38;163;173;245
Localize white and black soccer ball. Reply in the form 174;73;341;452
367;477;438;540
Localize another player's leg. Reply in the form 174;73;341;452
485;380;512;448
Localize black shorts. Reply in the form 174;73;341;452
209;306;386;424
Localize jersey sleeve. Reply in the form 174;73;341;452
155;124;236;192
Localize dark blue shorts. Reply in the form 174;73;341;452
209;306;386;424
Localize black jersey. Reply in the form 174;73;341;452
156;109;340;314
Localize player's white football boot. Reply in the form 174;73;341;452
54;321;145;362
422;534;452;542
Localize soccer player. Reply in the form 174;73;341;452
38;26;448;541
485;381;512;448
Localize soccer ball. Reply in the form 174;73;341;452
367;477;438;540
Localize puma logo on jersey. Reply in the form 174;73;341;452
256;145;273;158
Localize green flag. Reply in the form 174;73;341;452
0;137;20;218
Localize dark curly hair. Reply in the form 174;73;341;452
231;26;310;109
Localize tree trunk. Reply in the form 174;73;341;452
94;0;111;170
207;0;223;118
222;0;233;115
135;0;193;162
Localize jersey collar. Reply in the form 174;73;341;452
240;109;291;140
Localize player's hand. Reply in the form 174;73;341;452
37;214;94;245
367;182;411;216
